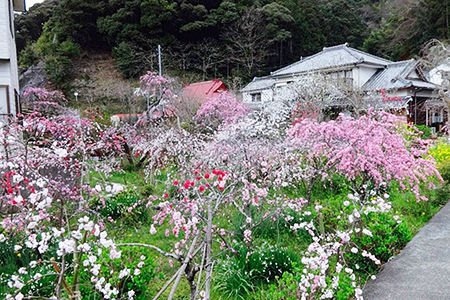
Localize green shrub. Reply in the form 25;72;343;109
19;43;40;68
91;190;150;225
414;124;432;139
0;234;60;296
72;246;156;300
438;160;450;183
45;56;73;88
350;212;412;274
112;42;146;78
214;243;297;299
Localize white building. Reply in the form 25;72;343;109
0;0;24;120
242;43;441;126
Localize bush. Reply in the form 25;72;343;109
91;190;150;225
429;140;450;164
112;42;147;78
45;56;73;88
350;212;412;273
19;43;40;68
214;243;297;298
70;246;156;300
414;124;432;139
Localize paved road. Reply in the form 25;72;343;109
363;202;450;299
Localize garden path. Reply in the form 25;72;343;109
362;201;450;299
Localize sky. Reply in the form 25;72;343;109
26;0;44;10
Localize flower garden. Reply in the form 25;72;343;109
1;73;450;300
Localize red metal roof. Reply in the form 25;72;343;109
182;79;227;101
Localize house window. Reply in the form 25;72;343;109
251;93;261;102
432;109;444;123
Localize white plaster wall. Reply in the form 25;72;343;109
0;0;11;59
352;66;378;88
0;0;19;116
242;92;251;103
408;70;420;79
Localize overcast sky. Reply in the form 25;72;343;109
26;0;44;10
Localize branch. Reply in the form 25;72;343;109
168;234;201;300
116;243;180;261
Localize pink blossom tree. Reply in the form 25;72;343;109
195;92;251;131
21;87;67;115
287;110;441;201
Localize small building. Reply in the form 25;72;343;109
181;79;227;103
242;43;440;126
0;0;24;121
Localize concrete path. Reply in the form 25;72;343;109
363;202;450;299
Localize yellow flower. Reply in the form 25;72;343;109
17;253;21;257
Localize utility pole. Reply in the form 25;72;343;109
158;45;162;76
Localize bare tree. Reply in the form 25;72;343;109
222;7;271;77
192;38;224;80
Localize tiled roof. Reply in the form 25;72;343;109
240;76;275;92
271;43;392;76
363;60;437;91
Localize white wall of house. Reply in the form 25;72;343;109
0;0;20;118
352;66;378;88
243;88;273;104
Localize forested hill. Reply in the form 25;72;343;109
14;0;450;88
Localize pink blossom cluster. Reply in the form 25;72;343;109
22;87;67;104
287;110;442;200
195;92;251;127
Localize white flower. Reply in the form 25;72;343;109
140;255;145;260
54;148;68;158
0;234;6;242
89;255;97;264
150;225;157;235
343;201;350;206
91;264;101;276
18;268;27;274
14;245;22;251
13;281;24;289
134;269;141;275
243;229;252;243
27;222;38;229
362;229;373;237
72;230;83;240
95;184;102;192
118;268;130;279
33;273;42;280
110;248;121;259
15;293;24;300
350;247;358;254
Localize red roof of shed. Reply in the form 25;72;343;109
182;79;227;101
